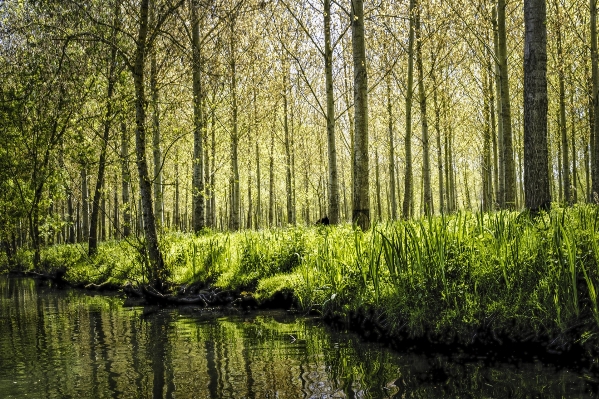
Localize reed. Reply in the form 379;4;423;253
10;204;599;348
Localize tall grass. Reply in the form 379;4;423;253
9;204;599;346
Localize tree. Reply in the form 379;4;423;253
524;0;551;211
496;0;517;208
351;0;369;230
89;2;119;256
191;0;205;232
403;0;416;218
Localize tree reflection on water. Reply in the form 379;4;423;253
0;276;596;398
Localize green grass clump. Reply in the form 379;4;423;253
5;204;599;349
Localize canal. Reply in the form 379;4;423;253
0;276;596;398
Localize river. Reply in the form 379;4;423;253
0;276;596;398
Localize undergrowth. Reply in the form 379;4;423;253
5;204;599;349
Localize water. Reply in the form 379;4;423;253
0;276;597;398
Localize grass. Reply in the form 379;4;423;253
5;204;599;350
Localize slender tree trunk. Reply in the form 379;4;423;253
174;149;180;230
403;0;416;218
490;58;499;209
375;150;382;221
343;55;355;213
571;95;578;203
386;74;398;219
415;6;432;215
133;0;166;289
282;62;294;225
351;0;370;229
483;65;493;212
150;2;163;229
557;130;563;202
497;0;516;207
89;14;117;256
191;0;205;232
113;181;119;239
269;120;275;226
591;0;599;200
121;121;131;237
247;155;253;229
255;142;261;229
554;3;570;204
492;6;505;207
229;18;240;231
81;166;89;241
67;188;75;244
524;0;551;212
323;0;340;224
432;69;444;214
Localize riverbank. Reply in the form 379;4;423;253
4;205;599;363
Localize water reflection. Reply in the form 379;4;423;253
0;276;596;398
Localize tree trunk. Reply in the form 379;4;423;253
269;120;275;226
121;121;131;238
497;0;516;208
386;74;398;219
591;0;599;200
483;65;493;212
229;18;240;231
432;70;444;214
133;0;166;289
112;181;118;239
403;0;416;218
191;0;205;232
523;0;551;212
415;6;432;215
89;14;117;256
324;0;340;225
208;100;216;228
571;94;578;203
255;141;261;229
555;2;570;204
247;156;253;229
150;2;163;229
81;166;89;241
351;0;370;229
282;62;294;225
493;6;504;207
67;188;75;244
174;150;180;230
557;130;563;202
375;150;382;221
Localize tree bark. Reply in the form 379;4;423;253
81;166;89;242
324;0;340;225
89;9;117;256
133;0;166;289
150;1;163;229
229;17;240;231
591;0;599;200
497;0;516;208
403;0;416;218
483;65;493;212
431;67;444;214
386;74;398;219
351;0;370;229
191;0;205;232
523;0;551;212
121;121;131;237
415;5;432;215
282;61;294;225
555;1;570;204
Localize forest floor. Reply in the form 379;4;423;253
4;205;599;367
